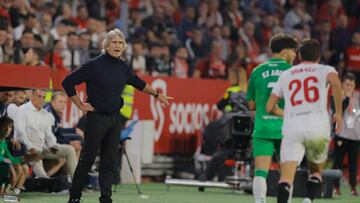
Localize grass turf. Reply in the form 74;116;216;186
17;183;359;203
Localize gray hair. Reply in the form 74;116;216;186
101;28;127;54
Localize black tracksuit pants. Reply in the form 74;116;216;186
333;135;360;188
70;112;123;203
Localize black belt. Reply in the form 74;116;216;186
90;110;118;116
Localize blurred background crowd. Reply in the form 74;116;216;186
0;0;360;86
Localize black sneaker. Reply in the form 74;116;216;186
68;198;81;203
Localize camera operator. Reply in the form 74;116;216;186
199;81;250;182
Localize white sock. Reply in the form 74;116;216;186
288;185;293;203
253;176;267;203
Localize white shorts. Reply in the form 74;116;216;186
280;131;330;164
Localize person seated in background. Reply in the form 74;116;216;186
44;40;67;71
62;32;80;71
5;90;28;157
0;116;30;195
146;42;172;76
129;40;147;76
13;29;35;65
4;90;30;194
22;48;45;66
44;91;83;159
172;46;190;78
193;40;227;79
14;89;78;178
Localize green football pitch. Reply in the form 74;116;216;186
17;183;359;203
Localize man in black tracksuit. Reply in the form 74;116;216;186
63;28;172;203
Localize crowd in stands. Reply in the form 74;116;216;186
0;0;359;84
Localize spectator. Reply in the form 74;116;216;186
206;0;223;28
239;21;260;64
50;19;70;45
62;32;80;71
283;1;312;33
128;9;147;41
0;92;7;115
0;116;12;192
44;40;67;70
194;40;227;79
178;6;197;42
13;13;38;41
85;0;103;19
14;89;78;178
4;91;29;195
8;0;29;28
331;72;360;196
146;43;172;76
39;13;55;51
33;34;43;48
0;0;12;22
0;15;7;29
185;27;208;63
0;27;7;63
209;25;228;61
23;47;44;66
142;6;170;44
315;20;332;65
78;32;91;65
44;91;82;159
13;29;34;64
172;46;190;78
345;32;360;86
0;116;26;195
222;0;243;31
317;0;345;29
71;5;89;30
105;0;121;29
129;40;147;76
255;14;276;50
197;1;209;28
160;29;180;55
86;18;101;52
329;15;352;66
6;90;28;157
255;0;276;15
53;3;73;26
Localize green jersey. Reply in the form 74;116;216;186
0;140;23;164
246;58;291;139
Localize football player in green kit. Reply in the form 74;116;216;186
246;33;298;203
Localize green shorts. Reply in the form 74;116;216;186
252;137;281;157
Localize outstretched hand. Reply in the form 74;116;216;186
157;94;174;107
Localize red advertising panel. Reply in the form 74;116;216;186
132;76;229;154
0;64;51;89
